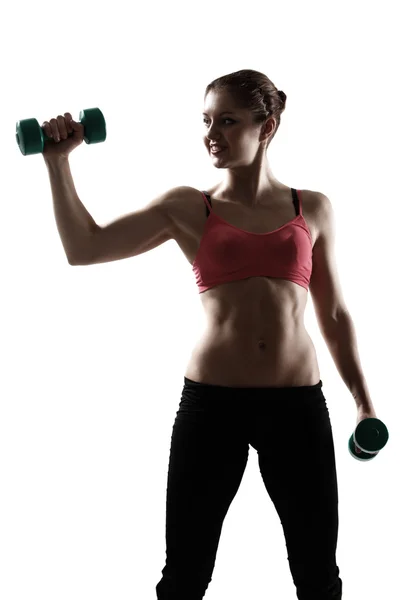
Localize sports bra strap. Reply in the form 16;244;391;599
201;189;301;218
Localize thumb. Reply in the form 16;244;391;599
70;118;84;139
70;118;82;131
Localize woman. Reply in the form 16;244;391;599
43;69;364;599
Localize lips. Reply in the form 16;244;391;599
210;145;226;153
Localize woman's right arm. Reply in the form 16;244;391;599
46;153;187;266
73;185;190;266
42;111;190;266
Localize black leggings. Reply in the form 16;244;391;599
156;377;343;600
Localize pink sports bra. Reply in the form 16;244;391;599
192;188;313;293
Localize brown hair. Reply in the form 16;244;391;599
204;69;287;149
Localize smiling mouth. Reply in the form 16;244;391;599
210;147;226;154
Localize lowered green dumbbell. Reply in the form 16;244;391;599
16;107;107;156
348;417;389;461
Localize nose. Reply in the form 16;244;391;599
205;121;222;140
206;129;222;144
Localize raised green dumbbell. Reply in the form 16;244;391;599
16;107;107;156
348;417;389;461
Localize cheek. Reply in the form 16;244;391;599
241;135;257;149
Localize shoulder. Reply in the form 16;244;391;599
300;189;331;211
157;185;200;206
155;186;203;236
302;189;334;236
310;191;336;247
306;189;333;215
154;185;200;217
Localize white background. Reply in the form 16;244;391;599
1;1;399;598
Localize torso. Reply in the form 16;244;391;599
170;184;321;387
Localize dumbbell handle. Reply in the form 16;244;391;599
37;112;97;142
41;128;75;143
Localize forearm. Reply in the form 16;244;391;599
44;156;99;264
323;311;373;410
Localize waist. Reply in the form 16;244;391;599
186;323;320;388
201;319;309;351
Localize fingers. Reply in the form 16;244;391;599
42;113;74;141
64;113;74;134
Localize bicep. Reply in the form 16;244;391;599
73;188;181;266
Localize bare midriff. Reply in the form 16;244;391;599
184;275;320;387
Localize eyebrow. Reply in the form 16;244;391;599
202;111;236;116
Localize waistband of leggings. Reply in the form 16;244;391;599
183;376;323;394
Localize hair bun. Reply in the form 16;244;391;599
277;90;286;104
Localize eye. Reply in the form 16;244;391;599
203;118;235;126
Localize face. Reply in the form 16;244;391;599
203;89;275;167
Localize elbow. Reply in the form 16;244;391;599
67;255;83;266
67;247;94;266
67;229;99;266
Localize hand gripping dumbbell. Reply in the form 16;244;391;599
15;107;107;156
348;417;389;461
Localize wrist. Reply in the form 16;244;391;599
44;154;69;168
357;405;376;416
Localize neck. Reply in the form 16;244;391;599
219;168;283;208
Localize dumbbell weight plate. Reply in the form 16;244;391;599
16;118;44;156
16;107;106;156
79;108;107;144
348;417;389;461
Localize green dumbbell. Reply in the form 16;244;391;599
348;417;389;461
16;107;107;156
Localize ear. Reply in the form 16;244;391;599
261;116;277;144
